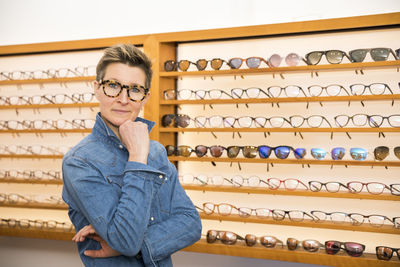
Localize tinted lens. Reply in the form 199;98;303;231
350;148;367;160
326;50;345;64
245;234;257;246
268;54;282;67
306;51;323;65
220;231;237;245
311;148;326;160
161;114;174;127
258;146;272;158
325;241;341;255
210;146;225;157
195;145;208;157
246;57;262;68
178;60;190;71
176;115;191;128
243;146;258;158
374;146;389;161
165;145;175;156
376;246;393;260
164;60;176;71
260;236;278;248
302;240;321;252
196;59;208;70
210;58;224;70
344;242;365;257
370;48;390;61
206;230;218;243
394;146;400;160
275;146;291;159
285;53;300;66
350;49;367;62
331;147;345;160
294;148;306;159
227;146;240;158
177;145;192;157
287;238;298;250
229;58;243;69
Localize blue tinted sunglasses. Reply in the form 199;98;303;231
350;148;367;161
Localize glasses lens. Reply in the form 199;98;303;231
178;145;193;157
243;146;258;158
227;146;240;158
176;115;191;128
344;242;365;257
245;234;257;246
331;147;345;160
258;146;272;159
268;86;282;97
370;48;390;61
206;230;218;243
275;146;291;159
269;117;286;128
164;60;176;71
308;85;323;97
161;114;174;127
128;86;146;101
260;236;278;248
194;145;207;157
349;49;367;62
366;183;386;194
229;58;243;69
178;60;190;71
376;246;393;260
325;241;341;255
237;117;253;128
326;85;342;96
350;148;367;160
210;146;225;157
326;50;345;64
209;90;224;99
210;58;223;70
309;181;322;192
268;54;282;67
209;116;224;127
369;83;387;95
196;59;208;71
311;148;326;160
218;204;233;216
194;116;207;128
177;89;193;100
103;80;121;97
165;145;175;156
287;238;298;250
374;146;389;161
368;115;384;127
388;115;400;127
350;84;366;95
163;89;176;100
302;240;321;252
221;231;237;245
394;146;400;160
285;85;301;97
294;148;306;159
306;51;323;65
246;57;262;68
285;53;300;66
231;88;244;99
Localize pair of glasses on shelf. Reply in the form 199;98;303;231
376;246;400;261
0;169;61;181
0;66;96;81
206;230;283;248
310;210;394;227
0;145;71;155
334;114;400;128
0;193;65;205
0;218;74;232
309;181;400;195
311;146;400;161
0;119;95;130
0;92;95;106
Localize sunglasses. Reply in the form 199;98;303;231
349;47;398;63
308;181;349;193
164;60;195;72
374;146;400;160
325;240;365;257
228;57;270;69
245;234;283;248
376;246;400;261
161;114;191;128
311;148;367;160
257;145;299;159
206;230;244;245
194;145;226;158
226;146;258;158
305;50;350;65
287;238;324;252
165;145;193;157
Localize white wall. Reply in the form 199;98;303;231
0;1;399;267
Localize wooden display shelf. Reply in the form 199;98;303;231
182;185;400;201
199;213;398;235
160;94;400;105
0;76;96;85
160;127;400;133
0;202;67;210
159;61;400;78
0;154;63;159
0;227;74;241
0;129;92;134
0;103;98;110
168;156;400;167
183;239;399;267
0;178;62;185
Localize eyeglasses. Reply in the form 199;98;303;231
161;114;191;128
376;246;400;261
308;181;349;193
333;114;400;128
348;213;394;227
267;85;307;98
391;184;400;196
349;83;393;96
305;50;350;65
0;218;74;232
310;211;352;224
230;175;269;187
206;230;244;245
0;169;61;181
231;87;270;99
99;79;148;102
0;119;95;130
163;89;232;100
179;174;232;186
349;48;398;62
307;84;350;97
228;57;270;69
258;145;298;159
0;66;96;81
271;209;314;222
202;202;271;219
0;145;71;155
266;178;308;191
325;240;365;257
347;181;391;195
245;234;283;248
286;238;324;252
0;193;33;204
289;115;332;128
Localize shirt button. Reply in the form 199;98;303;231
119;144;123;149
150;217;154;221
159;175;163;179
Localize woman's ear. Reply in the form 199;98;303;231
140;91;151;109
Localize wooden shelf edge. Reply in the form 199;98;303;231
0;178;62;185
0;203;68;210
0;103;99;110
182;239;399;267
182;185;400;201
0;227;74;241
0;129;92;134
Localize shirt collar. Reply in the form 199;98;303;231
93;112;155;139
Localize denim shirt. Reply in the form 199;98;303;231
62;113;202;267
